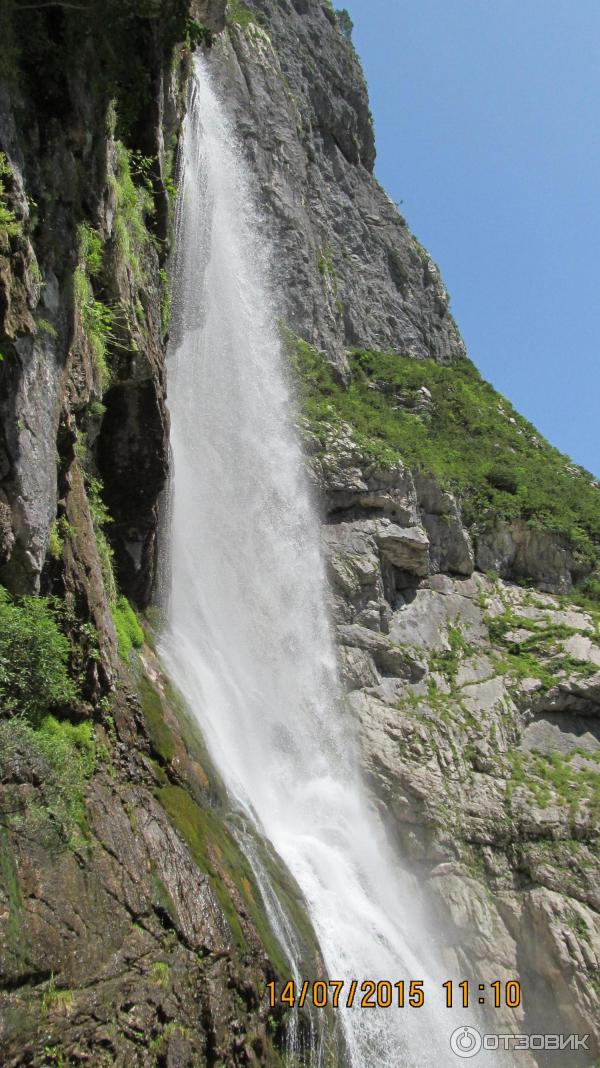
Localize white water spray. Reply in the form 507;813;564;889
161;56;499;1068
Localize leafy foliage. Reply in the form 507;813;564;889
110;141;154;278
78;222;104;277
74;224;114;393
0;715;96;847
85;472;118;604
0;152;19;240
289;338;600;585
48;520;63;561
185;18;213;48
0;590;77;725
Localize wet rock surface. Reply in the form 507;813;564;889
0;677;293;1067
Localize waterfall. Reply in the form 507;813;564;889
160;56;499;1068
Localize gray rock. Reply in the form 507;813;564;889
415;474;474;576
374;519;430;576
476;520;580;592
337;623;426;680
338;645;380;691
211;2;466;371
562;634;600;665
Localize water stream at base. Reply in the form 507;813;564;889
159;55;500;1068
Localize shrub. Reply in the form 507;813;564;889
486;464;519;495
0;589;77;724
185;18;213;48
48;520;63;561
77;222;104;277
336;8;354;40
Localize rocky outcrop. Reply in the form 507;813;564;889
312;421;600;1059
476;519;581;593
210;0;466;372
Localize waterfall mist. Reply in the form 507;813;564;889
160;55;499;1068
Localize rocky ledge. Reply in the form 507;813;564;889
312;420;600;1059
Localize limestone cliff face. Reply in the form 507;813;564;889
211;0;465;372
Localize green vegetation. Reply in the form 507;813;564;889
37;317;58;339
0;827;23;954
157;783;288;973
77;437;144;663
42;1046;67;1068
74;226;114;393
41;976;74;1015
85;471;118;604
289;337;600;591
227;0;256;30
79;222;104;277
487;606;598;691
185;17;213;48
48;520;63;561
111;595;144;661
139;675;176;765
0;589;77;724
151;960;170;986
429;624;472;685
47;517;73;563
506;747;600;820
317;244;336;280
0;151;19;240
0;714;96;847
157;783;247;950
110;141;154;279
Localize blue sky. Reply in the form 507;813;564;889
342;0;599;476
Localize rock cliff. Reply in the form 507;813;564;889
0;0;599;1065
0;3;316;1065
213;0;465;372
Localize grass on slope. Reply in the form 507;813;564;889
289;338;600;595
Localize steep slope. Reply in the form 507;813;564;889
212;0;465;371
0;4;317;1066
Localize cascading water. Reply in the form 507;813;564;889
160;55;500;1068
